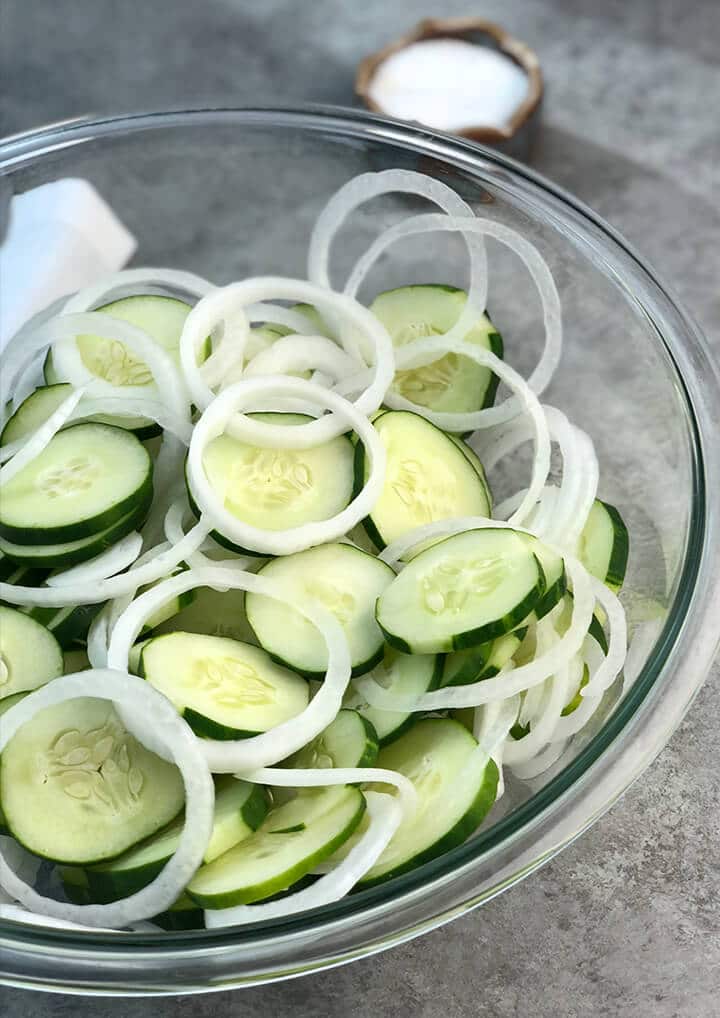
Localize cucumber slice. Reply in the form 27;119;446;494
355;411;491;549
63;648;91;673
344;647;442;745
139;632;309;739
0;606;63;698
0;384;74;447
288;709;379;769
0;422;153;544
360;718;499;886
0;495;151;569
0;693;29;835
526;536;567;619
152;893;205;930
86;778;268;901
186;785;365;908
0;696;184;864
447;434;493;505
370;285;503;413
152;584;257;645
48;295;193;438
442;629;524;687
59;866;92;905
579;499;629;592
194;412;354;536
376;529;543;654
246;543;395;678
1;382;159;448
34;603;103;650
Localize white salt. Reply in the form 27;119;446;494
368;39;529;133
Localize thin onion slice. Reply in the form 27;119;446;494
62;267;214;312
344;211;561;415
0;669;214;929
244;335;361;382
182;278;395;436
581;578;627;697
355;556;594;711
186;377;386;557
46;531;143;587
204;791;402;928
242;766;418;818
105;564;353;771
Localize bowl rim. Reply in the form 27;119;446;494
1;104;719;994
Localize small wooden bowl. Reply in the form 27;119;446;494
356;17;544;159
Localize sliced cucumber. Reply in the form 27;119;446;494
1;382;161;449
194;412;354;537
187;785;365;908
0;697;184;864
86;778;268;901
288;709;379;769
370;285;503;414
355;411;491;549
1;384;74;447
360;718;498;886
526;536;567;619
246;543;395;678
344;647;442;745
48;603;103;649
442;629;524;687
59;866;92;905
140;632;309;739
152;583;257;645
63;648;91;673
0;422;153;544
48;295;194;438
152;894;205;931
0;606;63;699
447;434;492;506
0;692;29;835
0;495;151;569
376;528;543;654
579;499;629;592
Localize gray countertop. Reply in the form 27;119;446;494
2;1;719;1014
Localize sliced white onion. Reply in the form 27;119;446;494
46;531;142;587
105;565;353;771
0;386;85;485
581;578;627;697
0;519;209;608
86;605;111;668
343;211;561;414
355;556;594;711
186;377;386;557
62;267;215;312
244;335;361;382
509;737;570;779
45;313;189;422
183;278;395;435
72;395;194;444
503;649;575;766
204;791;402;928
0;669;214;929
308;170;486;332
140;433;188;548
245;303;320;335
549;640;604;740
242;766;418;818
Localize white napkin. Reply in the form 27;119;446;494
0;178;136;348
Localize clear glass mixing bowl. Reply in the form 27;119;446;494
0;106;719;995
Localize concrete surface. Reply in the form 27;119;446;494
1;1;719;1014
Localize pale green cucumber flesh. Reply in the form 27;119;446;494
355;410;491;550
187;785;365;908
0;422;153;544
140;632;309;739
360;718;499;885
0;697;184;864
376;528;543;654
246;543;394;678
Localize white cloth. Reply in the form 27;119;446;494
0;178;136;347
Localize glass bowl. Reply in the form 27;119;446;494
1;106;719;996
